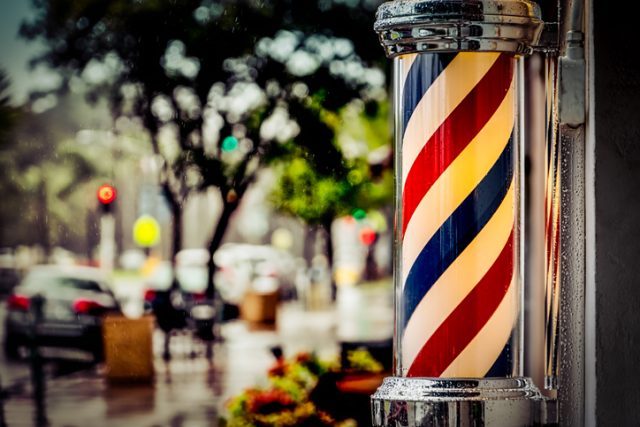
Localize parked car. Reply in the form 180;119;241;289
213;243;297;302
3;265;120;361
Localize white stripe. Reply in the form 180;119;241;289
401;182;515;373
401;53;500;185
439;276;517;377
402;82;515;287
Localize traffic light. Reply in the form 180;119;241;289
221;135;239;152
352;208;367;221
97;184;117;213
359;227;377;246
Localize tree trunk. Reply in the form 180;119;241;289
85;210;96;264
303;225;315;264
170;203;182;290
320;220;335;300
158;177;182;290
206;201;237;298
363;238;379;282
320;221;334;271
38;180;51;259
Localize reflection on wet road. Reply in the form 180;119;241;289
0;280;391;426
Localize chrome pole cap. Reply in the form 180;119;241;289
374;0;543;57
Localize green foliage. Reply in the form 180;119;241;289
226;352;340;427
20;0;387;181
270;98;393;227
346;348;384;373
224;350;383;427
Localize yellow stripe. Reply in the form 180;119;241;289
545;147;554;225
440;276;517;377
402;80;515;286
545;148;553;220
402;52;501;184
401;181;515;372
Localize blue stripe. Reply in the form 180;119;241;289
402;53;456;139
402;138;514;328
485;342;512;377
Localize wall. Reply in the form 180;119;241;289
593;4;640;424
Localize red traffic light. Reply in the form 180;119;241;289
97;184;117;205
359;227;377;246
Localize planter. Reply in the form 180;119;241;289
335;371;387;394
102;314;154;383
241;290;278;323
312;370;388;426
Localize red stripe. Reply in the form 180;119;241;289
545;198;554;268
546;208;561;322
402;54;514;237
552;206;561;277
407;230;514;377
545;173;560;274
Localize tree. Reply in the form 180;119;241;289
270;98;393;268
0;71;101;255
20;0;387;295
0;69;22;245
0;70;16;142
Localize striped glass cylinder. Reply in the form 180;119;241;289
393;52;523;379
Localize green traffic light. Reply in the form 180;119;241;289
352;208;366;221
222;136;239;152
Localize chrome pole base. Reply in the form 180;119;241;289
371;377;557;426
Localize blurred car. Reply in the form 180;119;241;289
142;261;208;322
175;248;209;267
213;243;297;303
119;248;147;271
3;265;120;361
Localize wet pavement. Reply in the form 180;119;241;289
0;284;392;427
3;353;219;426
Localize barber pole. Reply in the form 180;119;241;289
372;1;549;425
399;52;518;378
544;55;562;389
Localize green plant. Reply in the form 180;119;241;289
346;348;384;373
225;350;385;426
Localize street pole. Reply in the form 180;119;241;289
29;294;48;427
99;213;115;273
0;373;6;427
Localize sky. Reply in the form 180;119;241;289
0;0;60;105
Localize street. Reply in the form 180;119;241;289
0;274;229;426
0;272;391;426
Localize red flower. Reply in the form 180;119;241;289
295;352;312;364
247;389;296;414
268;358;288;377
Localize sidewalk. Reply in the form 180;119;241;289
0;303;343;427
